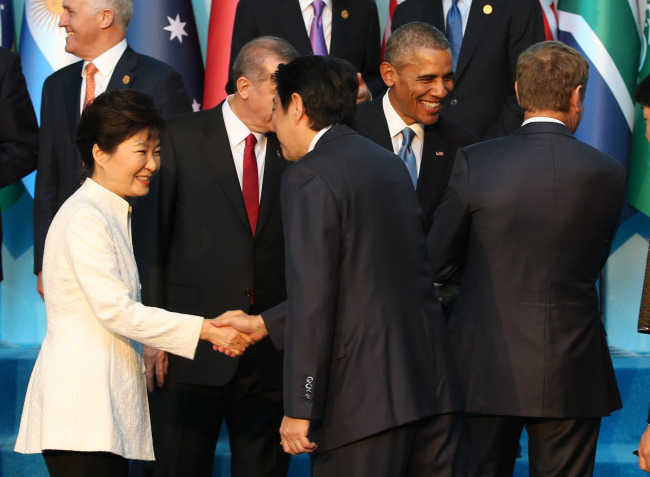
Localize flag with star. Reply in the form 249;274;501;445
0;0;14;49
127;0;204;112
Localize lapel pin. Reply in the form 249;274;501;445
122;75;130;85
436;151;445;156
483;4;493;14
341;9;349;19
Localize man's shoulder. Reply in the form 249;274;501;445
125;50;177;75
45;60;83;85
393;0;429;15
431;116;479;146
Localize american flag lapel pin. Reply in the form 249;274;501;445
436;151;445;156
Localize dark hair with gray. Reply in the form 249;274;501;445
385;22;450;68
76;90;164;179
90;0;133;30
516;41;589;112
232;36;300;86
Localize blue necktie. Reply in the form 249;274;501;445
447;0;462;71
310;0;328;56
398;127;418;189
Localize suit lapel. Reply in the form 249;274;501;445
330;0;350;58
108;47;137;90
257;135;285;237
455;0;491;80
282;1;312;54
359;98;393;151
417;123;449;210
64;62;83;141
199;106;252;234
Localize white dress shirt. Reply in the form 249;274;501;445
522;116;567;127
222;96;267;199
383;90;425;177
299;0;333;52
443;0;472;35
79;39;128;114
15;179;203;460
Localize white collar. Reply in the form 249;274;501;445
82;39;128;78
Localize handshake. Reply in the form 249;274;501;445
201;310;269;358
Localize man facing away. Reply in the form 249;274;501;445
427;41;624;476
215;55;467;476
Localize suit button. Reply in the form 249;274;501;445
450;99;458;106
244;288;252;297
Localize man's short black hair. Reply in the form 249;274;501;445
273;56;358;131
637;73;650;107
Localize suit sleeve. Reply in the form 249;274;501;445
62;206;203;358
261;300;286;351
226;0;257;95
427;148;470;283
33;79;59;274
150;69;192;118
485;0;545;138
0;52;38;188
281;163;340;421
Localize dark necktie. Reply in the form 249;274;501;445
310;0;328;56
447;0;462;71
243;134;259;236
398;127;418;188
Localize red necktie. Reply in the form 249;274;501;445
243;134;259;236
84;62;98;109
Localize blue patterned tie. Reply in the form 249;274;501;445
398;127;418;189
447;0;462;71
310;0;328;56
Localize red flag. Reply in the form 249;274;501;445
539;0;558;40
381;0;399;60
203;0;239;109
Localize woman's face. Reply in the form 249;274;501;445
92;129;160;199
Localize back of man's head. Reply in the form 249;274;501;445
273;56;358;131
232;36;299;87
385;22;450;68
516;41;589;113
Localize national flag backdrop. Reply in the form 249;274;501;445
629;0;650;216
0;0;14;48
557;0;641;168
203;0;238;109
127;0;204;112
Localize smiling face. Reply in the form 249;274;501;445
383;47;454;126
59;0;104;60
92;129;160;199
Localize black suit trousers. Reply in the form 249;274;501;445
467;414;601;477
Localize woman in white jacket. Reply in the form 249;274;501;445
14;90;252;476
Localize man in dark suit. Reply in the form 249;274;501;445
33;0;191;299
228;0;382;102
392;0;544;138
217;55;466;476
0;47;38;282
141;37;299;477
427;41;624;476
355;22;476;237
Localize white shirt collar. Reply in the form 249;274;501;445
522;117;567;127
308;126;332;152
222;95;264;148
382;91;425;144
299;0;332;12
82;39;127;78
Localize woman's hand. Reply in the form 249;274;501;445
200;320;253;357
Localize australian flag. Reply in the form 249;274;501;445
127;0;204;112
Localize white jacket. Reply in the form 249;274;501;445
15;179;203;460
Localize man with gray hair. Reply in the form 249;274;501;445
427;41;624;476
140;37;299;477
33;0;192;301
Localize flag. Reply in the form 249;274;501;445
629;1;650;216
19;0;77;197
0;0;14;49
127;0;204;112
540;0;558;40
203;0;239;109
557;0;641;168
381;0;406;60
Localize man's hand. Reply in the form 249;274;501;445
356;72;372;104
279;416;317;455
201;319;253;357
639;424;650;471
143;345;168;392
37;271;44;301
211;310;269;343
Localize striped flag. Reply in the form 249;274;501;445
203;0;238;109
0;0;14;49
539;0;558;40
127;0;204;112
557;0;641;168
629;0;650;216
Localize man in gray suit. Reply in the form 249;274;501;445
427;41;624;476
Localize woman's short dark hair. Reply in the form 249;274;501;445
76;90;164;179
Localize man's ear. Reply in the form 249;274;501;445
99;9;114;29
236;76;252;100
514;81;520;106
291;92;305;124
380;62;395;88
570;85;583;113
